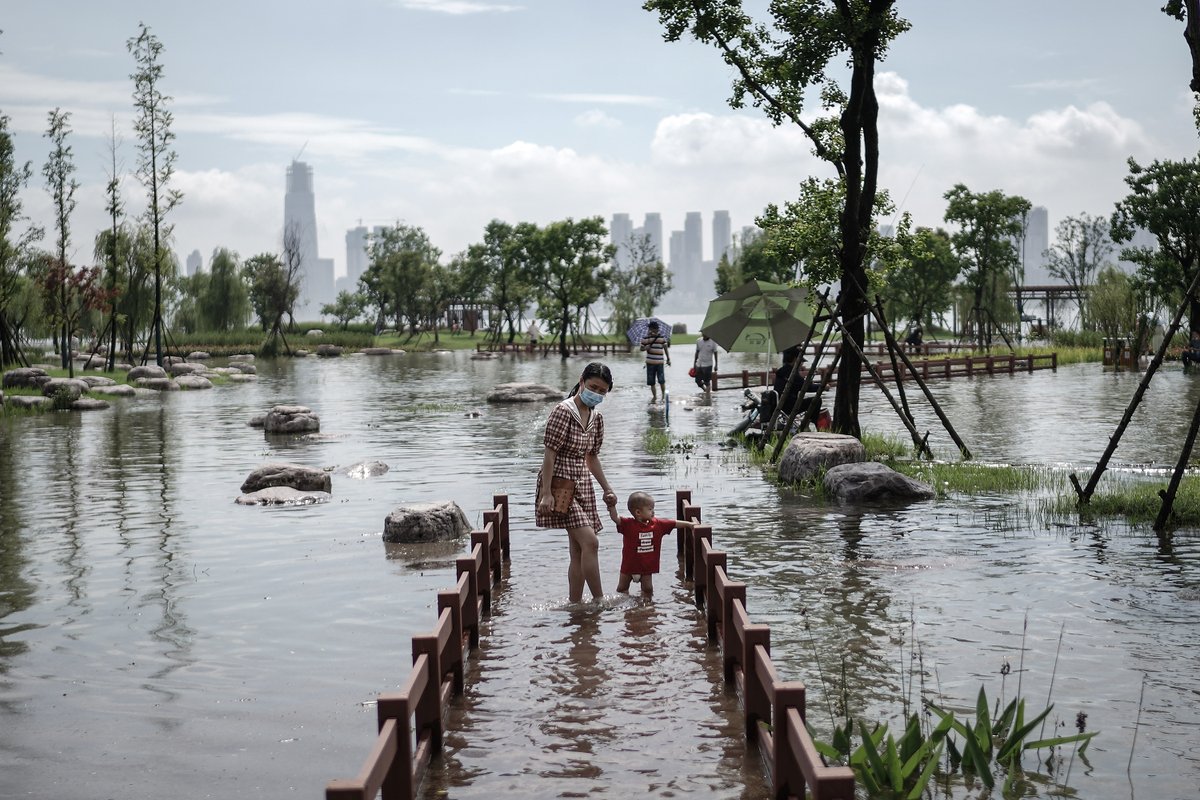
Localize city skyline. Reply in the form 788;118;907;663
1;2;1196;284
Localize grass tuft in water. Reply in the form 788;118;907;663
1042;475;1200;528
643;427;671;455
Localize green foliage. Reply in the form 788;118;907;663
320;290;367;330
362;223;441;335
530;216;614;355
1086;266;1143;342
712;230;798;295
460;220;537;343
815;714;946;799
242;251;299;341
606;232;670;334
198;248;250;331
883;226;960;330
1111;154;1200;328
943;184;1031;347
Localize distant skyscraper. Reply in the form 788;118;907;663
185;249;202;277
1022;206;1050;284
610;213;633;266
284;160;333;319
712;210;732;264
345;226;369;286
669;230;685;274
683;211;703;287
643;213;663;265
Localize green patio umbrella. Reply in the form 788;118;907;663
700;279;813;354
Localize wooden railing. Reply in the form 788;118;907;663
475;341;633;355
325;494;510;800
674;489;856;800
710;352;1057;391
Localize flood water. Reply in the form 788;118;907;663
1;348;1198;800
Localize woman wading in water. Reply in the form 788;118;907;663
535;362;618;601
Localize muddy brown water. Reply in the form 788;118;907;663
1;352;1198;799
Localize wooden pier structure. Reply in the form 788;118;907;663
325;490;855;800
710;351;1058;392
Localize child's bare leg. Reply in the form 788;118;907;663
640;574;654;596
616;572;632;593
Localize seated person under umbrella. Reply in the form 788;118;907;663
772;346;819;418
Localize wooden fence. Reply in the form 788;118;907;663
711;352;1057;392
673;490;856;800
475;341;633;356
325;495;510;800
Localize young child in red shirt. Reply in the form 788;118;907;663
607;491;695;596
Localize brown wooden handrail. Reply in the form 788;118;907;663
326;495;510;800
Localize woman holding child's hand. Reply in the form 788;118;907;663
535;362;617;602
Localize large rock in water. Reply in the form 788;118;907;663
2;367;51;390
264;404;320;434
127;365;167;381
486;382;564;403
240;463;331;494
822;461;935;503
41;378;88;402
175;374;214;390
384;501;472;543
778;432;866;484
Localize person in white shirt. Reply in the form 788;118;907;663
693;333;719;393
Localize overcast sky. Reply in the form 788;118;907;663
2;0;1197;278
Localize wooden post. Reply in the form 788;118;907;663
722;582;746;681
675;489;691;559
492;494;510;561
1155;387;1200;531
742;628;771;740
377;693;414;800
693;525;712;608
773;683;807;798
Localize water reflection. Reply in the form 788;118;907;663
1;353;1199;799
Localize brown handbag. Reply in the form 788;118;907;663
549;475;575;514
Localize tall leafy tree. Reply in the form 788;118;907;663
243;251;300;354
1045;213;1114;329
128;22;182;366
199;248;250;331
363;223;440;337
530;217;613;358
42;108;80;372
459;220;539;343
0;111;43;367
605;232;670;335
646;0;909;437
884;227;960;330
320;290;366;330
943;184;1031;348
1088;266;1143;344
424;258;461;343
1111;153;1200;329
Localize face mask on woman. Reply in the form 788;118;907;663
579;387;605;408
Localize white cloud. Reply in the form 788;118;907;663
649;112;817;169
574;109;621;129
397;0;523;14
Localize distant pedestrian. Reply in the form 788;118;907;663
640;320;670;403
693;333;719;393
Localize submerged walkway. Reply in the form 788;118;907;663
326;493;850;800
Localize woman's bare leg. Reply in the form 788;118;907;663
567;526;602;601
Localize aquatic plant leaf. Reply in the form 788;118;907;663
886;736;903;792
898;713;923;765
993;696;1019;739
857;720;890;784
811;736;842;762
945;735;963;771
961;722;995;789
905;742;944;800
997;703;1054;763
974;687;993;758
1023;731;1098;751
927;702;971;740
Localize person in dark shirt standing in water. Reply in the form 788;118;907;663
640;320;670;404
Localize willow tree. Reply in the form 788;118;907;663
128;22;181;366
645;0;909;437
0;111;42;367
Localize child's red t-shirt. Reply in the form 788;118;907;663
616;516;677;575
